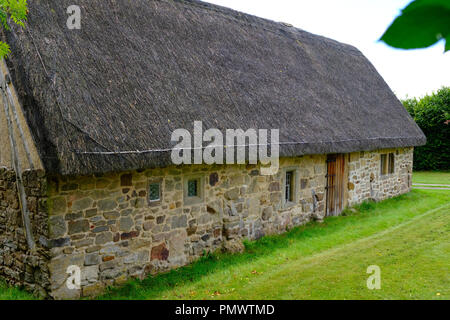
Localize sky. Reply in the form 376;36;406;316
203;0;449;99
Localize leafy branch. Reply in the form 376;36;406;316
381;0;450;52
0;0;28;58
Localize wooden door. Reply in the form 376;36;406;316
326;154;346;216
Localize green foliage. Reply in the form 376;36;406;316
381;0;450;52
0;40;10;57
0;0;28;58
403;87;450;170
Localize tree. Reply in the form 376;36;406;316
381;0;450;52
403;87;450;170
0;0;28;58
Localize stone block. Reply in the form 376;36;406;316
85;254;100;266
49;197;67;215
72;198;93;212
151;243;169;261
171;215;187;229
49;216;67;238
68;219;90;235
224;188;240;200
95;232;113;245
98;199;117;212
262;207;273;221
119;216;133;232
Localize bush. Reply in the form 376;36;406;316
402;87;450;171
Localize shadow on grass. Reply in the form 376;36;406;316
97;192;422;300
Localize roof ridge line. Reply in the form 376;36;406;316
167;0;362;56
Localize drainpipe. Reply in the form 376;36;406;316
1;70;35;251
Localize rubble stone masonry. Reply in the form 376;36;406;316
347;148;413;205
0;168;49;297
0;148;413;299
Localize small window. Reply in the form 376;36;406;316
380;154;388;176
149;183;161;202
388;153;395;174
380;153;395;176
381;153;395;176
283;167;298;207
285;171;294;202
187;179;198;197
184;175;204;205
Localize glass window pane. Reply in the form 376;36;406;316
389;153;395;174
380;154;387;175
149;183;160;201
188;180;198;197
286;171;293;202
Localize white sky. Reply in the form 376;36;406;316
203;0;450;99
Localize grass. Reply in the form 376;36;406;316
413;171;450;185
1;173;449;300
98;188;449;300
0;280;37;300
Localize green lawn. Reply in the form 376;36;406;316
2;175;449;300
99;188;449;300
413;171;450;185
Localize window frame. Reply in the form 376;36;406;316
149;182;161;202
147;178;163;206
187;179;199;198
285;171;294;203
282;167;300;208
183;174;204;205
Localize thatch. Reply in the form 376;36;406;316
3;0;425;175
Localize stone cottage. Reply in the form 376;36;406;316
0;0;425;299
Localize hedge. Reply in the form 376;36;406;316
402;87;450;171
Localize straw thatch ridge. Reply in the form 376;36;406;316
3;0;425;175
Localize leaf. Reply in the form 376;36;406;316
0;41;11;58
404;0;450;12
381;0;450;51
0;0;28;57
0;10;9;29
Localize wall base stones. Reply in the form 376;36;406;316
0;167;50;298
0;148;414;299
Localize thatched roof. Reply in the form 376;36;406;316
3;0;425;175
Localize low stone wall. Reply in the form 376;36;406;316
347;148;413;205
45;155;327;299
0;167;50;297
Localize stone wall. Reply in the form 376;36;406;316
45;155;327;299
0;167;50;297
347;147;413;205
0;148;414;299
